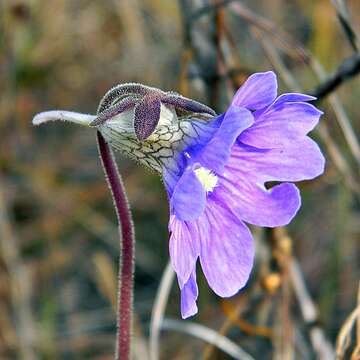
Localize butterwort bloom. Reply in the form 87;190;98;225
33;71;325;319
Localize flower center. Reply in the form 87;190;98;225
194;167;218;192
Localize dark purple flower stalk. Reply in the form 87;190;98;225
97;131;134;360
33;110;136;358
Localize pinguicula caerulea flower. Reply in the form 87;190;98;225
33;71;325;319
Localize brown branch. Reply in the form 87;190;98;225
311;52;360;101
331;0;359;51
189;0;236;20
272;228;335;360
192;1;360;102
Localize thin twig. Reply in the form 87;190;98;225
228;2;360;181
356;284;360;357
97;132;135;360
276;237;295;360
201;296;272;360
195;1;309;63
290;260;335;360
252;27;360;195
327;95;360;167
317;123;360;195
162;318;255;360
331;0;359;51
190;0;236;20
350;283;360;359
336;304;360;358
269;227;335;360
310;52;360;101
310;58;360;167
250;27;301;91
149;261;175;360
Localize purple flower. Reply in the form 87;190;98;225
162;71;325;318
33;72;325;320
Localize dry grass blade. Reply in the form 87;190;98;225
112;0;146;51
200;296;249;360
336;304;360;359
93;252;117;311
310;58;360;168
316;123;360;195
191;0;308;62
0;180;37;360
290;260;335;360
149;261;175;360
335;282;360;360
221;300;272;338
250;27;301;91
355;284;360;359
331;0;359;51
162;318;255;360
228;2;309;63
327;94;360;168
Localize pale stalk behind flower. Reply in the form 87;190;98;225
290;261;334;360
149;261;175;360
162;319;255;360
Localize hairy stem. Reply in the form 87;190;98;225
97;131;135;360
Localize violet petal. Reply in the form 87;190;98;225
198;199;254;297
180;270;199;319
191;107;254;173
170;166;206;221
232;71;277;110
169;215;199;288
239;102;323;148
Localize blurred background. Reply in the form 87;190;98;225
1;0;360;359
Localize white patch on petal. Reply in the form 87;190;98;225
194;167;218;192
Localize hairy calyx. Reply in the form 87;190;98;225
91;83;216;140
93;84;217;173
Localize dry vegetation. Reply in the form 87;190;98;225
0;0;360;359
